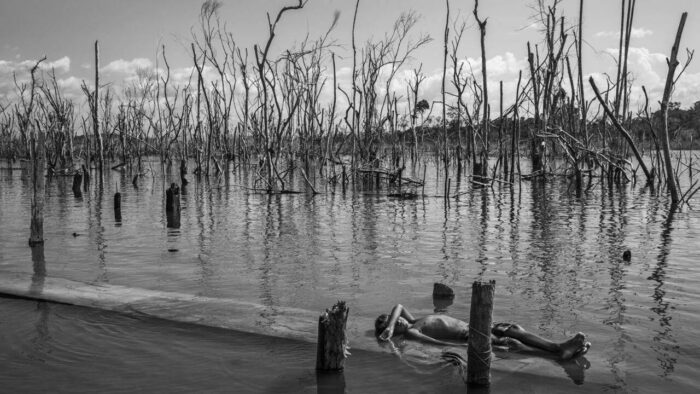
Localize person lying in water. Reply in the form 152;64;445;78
376;304;590;360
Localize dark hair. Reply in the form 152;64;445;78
375;314;390;336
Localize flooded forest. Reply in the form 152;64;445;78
2;0;700;392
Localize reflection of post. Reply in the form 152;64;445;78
316;371;346;394
166;183;181;228
467;280;495;386
30;244;46;295
316;301;349;372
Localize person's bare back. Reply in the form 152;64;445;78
411;314;470;340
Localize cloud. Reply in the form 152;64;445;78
0;56;71;75
595;27;653;39
101;58;154;75
41;56;71;73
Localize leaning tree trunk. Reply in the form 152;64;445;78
659;12;687;205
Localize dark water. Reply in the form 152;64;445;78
1;157;699;392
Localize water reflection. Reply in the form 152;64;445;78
2;156;700;392
316;371;346;394
649;208;679;378
30;244;46;295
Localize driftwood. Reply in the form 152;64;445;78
355;167;423;186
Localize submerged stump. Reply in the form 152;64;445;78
72;171;82;197
166;183;181;228
114;192;122;223
433;283;455;299
467;280;495;387
316;301;349;372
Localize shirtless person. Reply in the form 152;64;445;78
376;304;590;360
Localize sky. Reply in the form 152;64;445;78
2;0;700;116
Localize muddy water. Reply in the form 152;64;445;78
1;157;699;392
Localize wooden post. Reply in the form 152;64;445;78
166;183;181;228
467;280;495;386
114;192;122;222
28;127;45;246
316;301;349;372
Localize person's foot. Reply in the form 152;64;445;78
558;332;591;360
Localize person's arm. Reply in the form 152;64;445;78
405;328;467;347
379;304;416;341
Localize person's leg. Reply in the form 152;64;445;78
491;323;590;360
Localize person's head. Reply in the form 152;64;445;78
375;314;410;336
375;314;390;336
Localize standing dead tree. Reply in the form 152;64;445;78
22;57;47;246
658;12;690;205
473;0;489;178
254;0;307;192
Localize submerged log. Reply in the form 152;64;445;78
467;280;495;386
316;301;349;372
166;183;181;228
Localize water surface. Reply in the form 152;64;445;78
1;157;699;392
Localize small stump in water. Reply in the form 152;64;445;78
622;250;632;262
467;280;495;387
433;283;455;299
316;301;349;372
166;183;181;228
72;171;82;197
114;192;122;223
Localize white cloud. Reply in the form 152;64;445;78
101;58;154;75
41;56;71;73
595;27;653;39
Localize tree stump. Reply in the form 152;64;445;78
622;250;631;262
316;301;349;372
72;171;82;197
467;280;495;387
81;164;90;191
114;192;122;222
166;183;180;228
433;283;455;299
